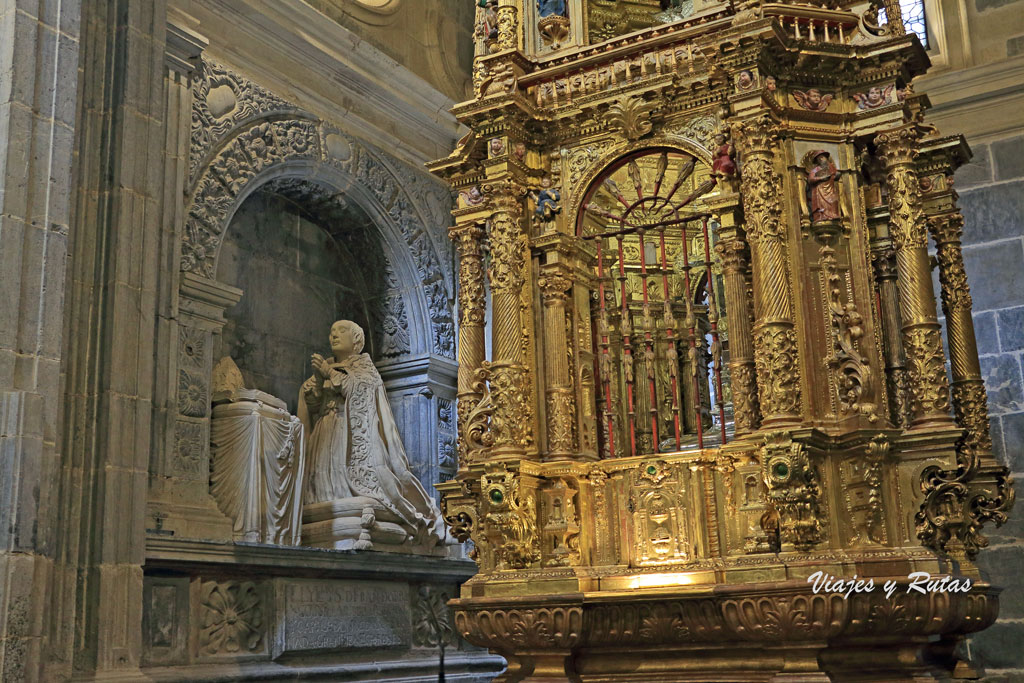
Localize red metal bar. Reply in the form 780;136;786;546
616;235;637;456
701;217;728;444
637;228;659;448
679;222;704;449
659;226;682;450
596;240;616;458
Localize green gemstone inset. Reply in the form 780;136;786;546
489;489;504;504
772;462;790;479
646;465;657;475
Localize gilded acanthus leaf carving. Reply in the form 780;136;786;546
606;97;656;141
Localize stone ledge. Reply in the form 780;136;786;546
141;652;506;682
144;536;477;582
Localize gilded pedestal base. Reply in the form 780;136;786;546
454;573;998;682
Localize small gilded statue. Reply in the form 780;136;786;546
805;150;841;223
299;320;444;548
531;177;562;224
711;132;737;179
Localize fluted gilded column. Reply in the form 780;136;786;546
734;115;802;425
451;223;488;464
871;247;913;428
487;185;533;458
539;267;575;458
876;127;952;427
715;232;760;434
931;213;991;454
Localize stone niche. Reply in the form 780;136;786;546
139;49;493;679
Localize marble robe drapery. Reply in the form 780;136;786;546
298;353;443;545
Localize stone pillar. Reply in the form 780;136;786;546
539;267;575;458
450;222;488;465
0;0;81;678
49;1;171;677
713;207;760;435
931;213;992;454
733;115;802;426
487;185;533;458
875;127;952;428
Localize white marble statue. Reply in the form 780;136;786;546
297;320;445;551
209;357;306;545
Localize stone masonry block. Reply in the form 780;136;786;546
976;546;1024;619
955;142;992;189
970;621;1024;670
992;134;1024;181
962;240;1024;311
958;181;1024;245
0;215;26;351
981;354;1024;415
1010;35;1024;57
976;0;1023;11
998;306;1024;352
1001;411;1024;471
975;311;1000;355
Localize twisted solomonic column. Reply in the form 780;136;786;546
715;233;760;434
487;185;534;458
870;247;913;428
451;222;488;465
930;213;991;455
539;267;576;458
733;115;802;426
875;127;952;428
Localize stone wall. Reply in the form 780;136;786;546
953;131;1024;678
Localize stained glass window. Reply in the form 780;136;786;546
880;0;929;48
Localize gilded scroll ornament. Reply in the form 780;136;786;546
481;466;540;570
820;242;878;422
761;433;823;551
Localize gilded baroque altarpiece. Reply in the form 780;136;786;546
429;0;1015;679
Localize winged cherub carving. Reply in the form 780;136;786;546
793;88;833;112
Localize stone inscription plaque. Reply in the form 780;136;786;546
274;579;411;658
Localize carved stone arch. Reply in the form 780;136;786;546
185;57;454;357
212;158;433;359
567;135;715;226
181;117;454;358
